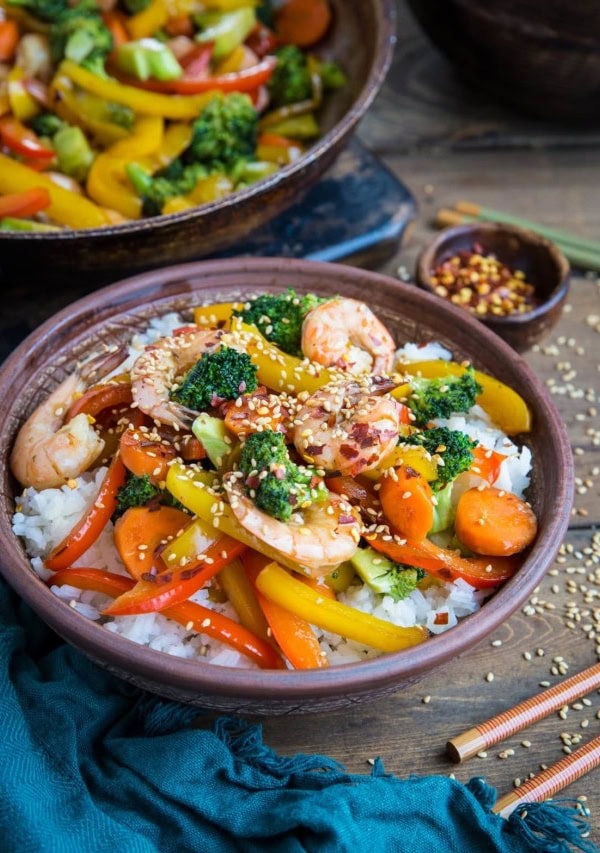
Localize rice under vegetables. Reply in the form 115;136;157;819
11;315;532;670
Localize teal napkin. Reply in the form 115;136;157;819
0;577;595;853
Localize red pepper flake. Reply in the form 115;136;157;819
434;612;449;625
430;246;537;317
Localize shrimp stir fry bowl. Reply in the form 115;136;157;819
0;0;395;283
0;259;573;714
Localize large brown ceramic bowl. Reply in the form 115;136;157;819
0;0;395;286
0;258;574;714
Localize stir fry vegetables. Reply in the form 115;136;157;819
0;0;346;230
11;292;539;671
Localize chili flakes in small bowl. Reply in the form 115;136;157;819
415;222;570;352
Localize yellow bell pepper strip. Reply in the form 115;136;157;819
47;567;285;670
87;152;142;219
218;557;271;643
60;59;218;119
107;115;164;158
150;120;193;168
230;318;332;395
161;173;234;212
161;195;194;214
212;43;246;75
50;74;131;147
193;301;240;328
126;0;169;40
7;66;39;121
0;152;111;228
244;551;328;669
398;360;532;435
166;462;314;573
255;561;428;653
361;445;439;482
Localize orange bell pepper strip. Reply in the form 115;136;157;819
0;186;50;218
217;557;271;643
0;19;19;62
243;550;328;670
366;532;520;590
48;567;285;670
66;382;133;421
103;531;247;615
469;445;507;484
44;455;127;570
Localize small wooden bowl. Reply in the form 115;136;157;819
415;223;570;352
0;258;574;714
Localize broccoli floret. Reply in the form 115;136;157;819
233;288;327;356
318;60;347;91
268;45;312;109
29;112;67;138
184;93;258;171
239;430;328;522
49;1;113;76
114;474;185;518
406;369;482;427
404;426;477;490
5;0;69;22
126;160;207;216
171;346;258;411
351;547;426;601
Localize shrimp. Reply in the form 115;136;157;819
10;373;105;490
301;297;396;375
130;326;224;428
223;471;361;576
293;378;402;477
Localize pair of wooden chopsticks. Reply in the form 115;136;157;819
434;202;600;273
446;662;600;817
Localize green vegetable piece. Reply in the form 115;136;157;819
404;426;477;490
317;60;347;90
194;7;256;59
428;483;455;534
121;0;152;13
53;125;94;183
114;473;185;518
406;369;483;427
191;413;234;469
116;39;183;82
261;112;320;140
323;561;357;593
186;93;258;171
5;0;69;23
29;112;67;139
231;160;278;186
233;288;328;356
0;217;60;232
239;430;328;523
351;547;426;601
171;346;258;411
49;1;113;77
268;45;312;108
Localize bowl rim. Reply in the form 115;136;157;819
0;0;396;244
0;257;574;702
415;221;571;327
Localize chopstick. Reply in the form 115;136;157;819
434;207;600;273
492;735;600;818
446;662;600;762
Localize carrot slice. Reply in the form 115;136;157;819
378;465;434;540
44;456;127;571
243;550;328;669
273;0;332;47
119;425;177;485
455;486;538;557
113;505;191;581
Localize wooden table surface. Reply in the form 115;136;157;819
260;1;600;841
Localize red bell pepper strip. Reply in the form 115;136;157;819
103;534;247;615
116;55;276;95
44;455;127;570
179;42;214;76
367;533;520;590
65;382;134;421
0;116;55;160
246;23;279;58
0;187;51;218
469;446;507;485
48;567;284;669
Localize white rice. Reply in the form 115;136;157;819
11;332;533;669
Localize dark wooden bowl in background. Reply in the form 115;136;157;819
0;258;573;714
415;222;570;352
0;0;395;287
406;0;600;124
